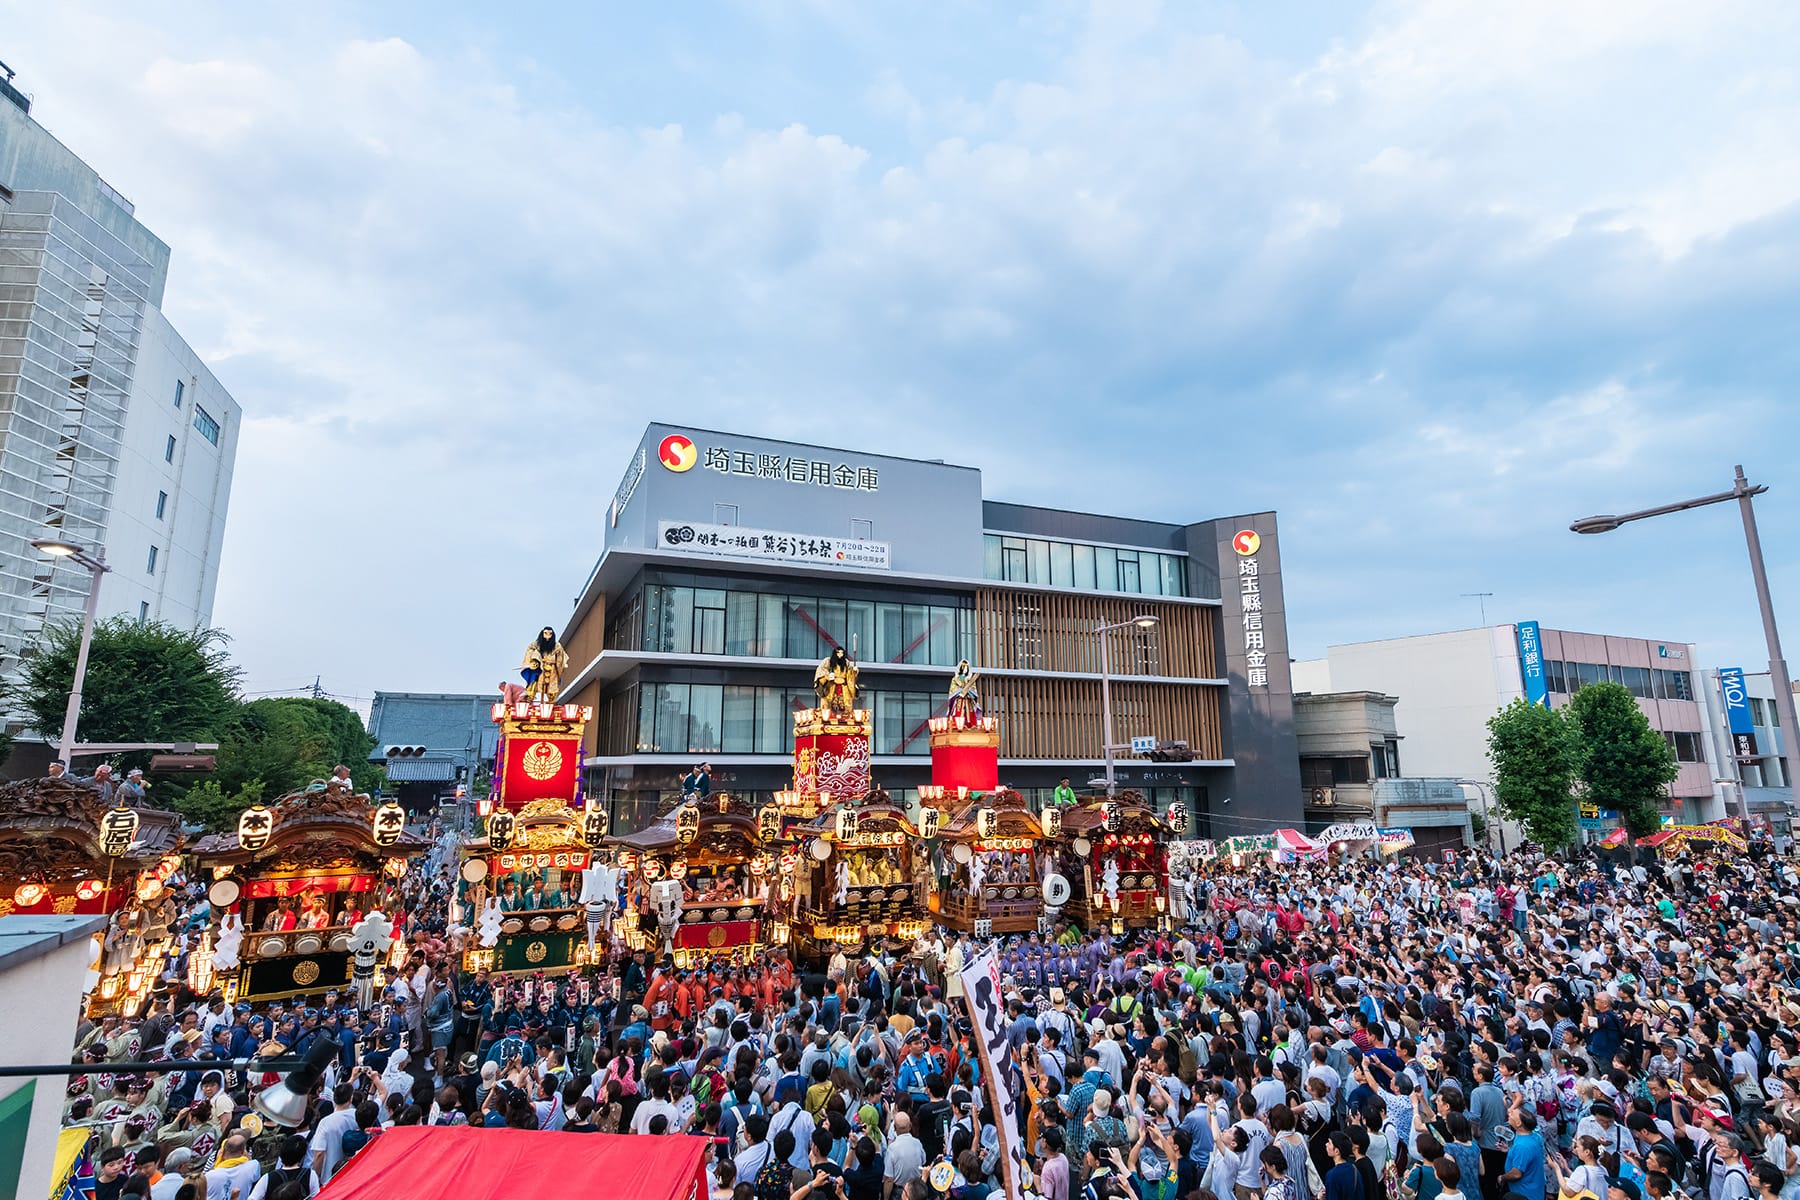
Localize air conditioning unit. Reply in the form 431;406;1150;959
1310;786;1335;807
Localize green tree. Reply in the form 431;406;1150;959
212;697;376;798
8;617;241;748
175;778;265;833
1486;697;1578;849
1567;681;1679;838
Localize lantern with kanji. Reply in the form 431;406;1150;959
676;803;699;845
581;807;609;848
487;809;516;851
919;806;941;840
1166;803;1188;835
836;806;860;842
976;808;998;839
1041;807;1062;838
371;800;407;847
1101;801;1121;833
100;803;139;858
236;802;274;852
643;857;665;881
757;805;782;843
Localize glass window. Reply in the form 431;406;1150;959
845;600;875;663
1576;662;1604;691
138;601;149;622
875;691;905;754
900;692;934;753
1073;543;1096;590
1117;552;1140;593
983;534;1003;580
957;607;975;665
1668;670;1692;701
755;687;790;754
722;686;756;752
1544;660;1565;693
901;605;928;665
785;597;817;660
1095;546;1118;592
927;605;957;665
1621;666;1651;699
693;589;725;655
1385;739;1401;777
173;379;184;408
725;592;759;656
815;599;849;655
688;685;722;753
876;603;904;662
1003;543;1027;583
758;594;786;658
637;688;656;751
663;588;693;654
1772;699;1781;728
1140;553;1163;595
146;545;158;575
1050;542;1074;588
1028;540;1051;585
193;406;221;445
1371;744;1390;779
1750;697;1768;726
1161;555;1184;598
652;683;689;752
155;490;167;519
164;434;176;463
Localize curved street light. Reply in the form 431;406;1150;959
30;538;110;764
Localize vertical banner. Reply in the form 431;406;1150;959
1719;668;1760;759
1515;621;1548;707
960;947;1025;1200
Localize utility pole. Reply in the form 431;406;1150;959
310;676;325;700
1461;593;1495;626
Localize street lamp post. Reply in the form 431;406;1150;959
1455;780;1504;853
1571;465;1800;824
30;539;110;767
1097;614;1160;795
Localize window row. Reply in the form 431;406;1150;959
1749;697;1783;728
641;584;975;666
634;683;956;756
1544;659;1692;701
983;534;1187;598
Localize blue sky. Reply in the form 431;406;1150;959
4;0;1799;704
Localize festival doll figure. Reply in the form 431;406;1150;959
947;659;982;722
814;647;859;714
521;626;570;703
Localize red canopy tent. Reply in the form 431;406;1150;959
317;1126;709;1200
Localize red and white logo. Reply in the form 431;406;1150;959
1232;529;1261;556
658;434;697;472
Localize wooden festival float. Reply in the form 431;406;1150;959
785;787;928;957
1058;790;1177;932
609;792;782;969
0;777;182;1017
190;782;428;1003
463;697;609;976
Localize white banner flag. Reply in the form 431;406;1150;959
959;947;1026;1200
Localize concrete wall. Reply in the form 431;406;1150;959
1316;627;1505;783
0;916;105;1197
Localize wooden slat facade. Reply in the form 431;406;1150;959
983;676;1223;762
974;589;1216;679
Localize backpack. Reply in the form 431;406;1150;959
753;1157;794;1200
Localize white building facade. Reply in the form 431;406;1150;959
0;81;238;692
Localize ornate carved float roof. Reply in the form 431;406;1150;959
190;781;428;860
0;777;181;870
1058;791;1163;833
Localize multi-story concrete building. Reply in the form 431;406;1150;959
1700;667;1795;837
0;77;239;692
559;424;1303;837
1293;623;1724;831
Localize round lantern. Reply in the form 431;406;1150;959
99;803;139;858
976;808;998;840
75;879;104;902
919;806;941;840
1041;807;1062;838
581;807;609;848
1101;801;1121;833
676;803;699;845
836;806;860;842
670;858;688;879
236;802;275;852
486;809;517;851
1166;803;1188;835
757;806;782;842
12;883;48;908
371;800;407;847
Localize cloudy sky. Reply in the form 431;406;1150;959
6;0;1800;706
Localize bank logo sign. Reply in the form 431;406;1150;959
658;434;698;472
1719;667;1759;759
659;521;891;571
1516;620;1548;708
1232;529;1260;555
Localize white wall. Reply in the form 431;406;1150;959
1318;627;1509;783
1289;658;1332;695
103;309;238;630
0;922;104;1196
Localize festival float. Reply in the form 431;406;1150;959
189;781;428;1003
1058;790;1174;932
461;631;614;976
0;777;182;1016
609;792;781;968
785;788;927;956
1640;821;1749;857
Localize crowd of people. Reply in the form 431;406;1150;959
61;832;1800;1200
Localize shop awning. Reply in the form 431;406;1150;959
383;759;457;782
319;1126;707;1200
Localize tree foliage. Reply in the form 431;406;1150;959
1486;697;1579;849
212;698;378;799
8;617;241;746
1567;681;1679;838
175;778;265;833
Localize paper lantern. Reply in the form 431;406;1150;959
237;802;274;852
12;882;48;908
1166;803;1188;834
581;807;609;848
1101;802;1121;833
757;806;782;842
836;807;860;842
371;801;407;846
976;809;998;839
487;809;516;850
676;803;699;845
919;806;941;840
1041;807;1062;838
100;804;139;857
